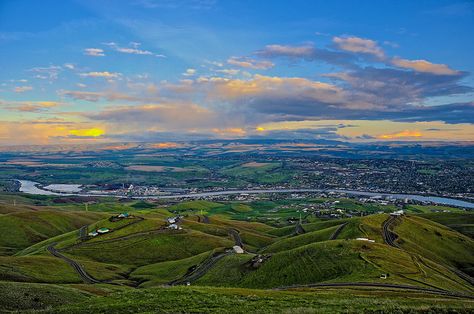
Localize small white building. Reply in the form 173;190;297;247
391;210;404;216
168;223;182;230
233;245;244;254
88;231;98;237
356;237;375;243
167;217;177;224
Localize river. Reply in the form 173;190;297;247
16;180;474;209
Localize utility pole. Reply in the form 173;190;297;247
13;199;16;207
85;203;88;211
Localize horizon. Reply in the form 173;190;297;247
1;0;474;146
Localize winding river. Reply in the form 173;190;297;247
16;180;474;209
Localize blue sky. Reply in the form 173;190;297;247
0;0;473;145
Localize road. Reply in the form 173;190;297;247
47;244;103;284
329;222;348;240
382;215;399;247
382;215;474;286
168;251;234;286
78;225;88;240
274;282;474;299
169;227;244;286
294;223;305;235
229;228;243;248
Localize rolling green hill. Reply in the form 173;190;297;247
0;210;105;255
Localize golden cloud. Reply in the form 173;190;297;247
391;58;458;75
377;130;422;139
333;36;384;59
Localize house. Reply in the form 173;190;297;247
118;212;130;218
97;228;110;234
233;245;244;254
88;231;99;237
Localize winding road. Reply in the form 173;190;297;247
47;244;103;284
329;222;348;240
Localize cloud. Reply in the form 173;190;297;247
333;36;385;59
182;68;196;76
377;130;422;139
227;56;274;70
13;86;33;93
104;42;165;57
28;65;62;80
256;44;356;66
1;100;61;112
391;57;459;75
79;71;121;78
84;102;219;130
84;48;105;57
59;90;143;102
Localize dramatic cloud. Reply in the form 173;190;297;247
227;56;274;70
391;58;459;75
84;48;105;57
333;36;385;59
85;103;220;130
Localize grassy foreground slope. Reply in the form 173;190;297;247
7;284;472;314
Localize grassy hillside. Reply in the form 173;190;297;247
130;249;217;287
262;225;340;253
418;212;474;238
393;215;474;275
0;210;105;255
63;229;233;266
196;240;473;293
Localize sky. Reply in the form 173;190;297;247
1;0;474;145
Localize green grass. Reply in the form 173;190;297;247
393;215;474;274
418;212;474;238
262;225;340;253
0;210;105;255
231;203;253;212
63;230;233;266
0;281;91;312
8;285;471;314
130;249;217;287
169;200;223;212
